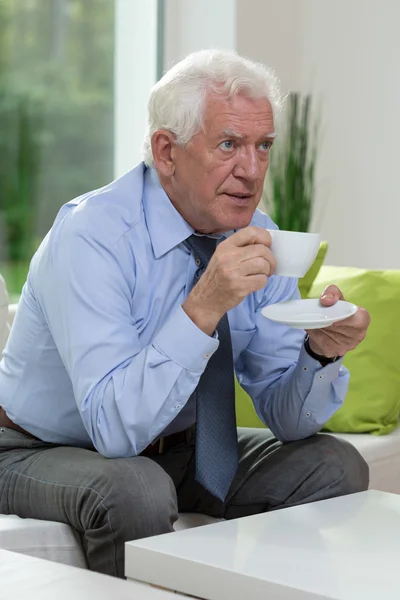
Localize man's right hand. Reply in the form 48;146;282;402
182;226;276;336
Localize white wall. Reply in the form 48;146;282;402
237;0;400;269
114;0;158;177
163;0;236;69
237;0;300;93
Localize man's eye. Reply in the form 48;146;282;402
219;140;234;151
259;141;272;151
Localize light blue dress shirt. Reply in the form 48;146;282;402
0;164;349;457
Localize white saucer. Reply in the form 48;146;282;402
261;298;358;329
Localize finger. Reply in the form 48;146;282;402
238;243;273;262
305;329;351;357
330;307;371;331
239;245;276;273
246;273;269;293
307;307;371;355
229;226;272;248
308;316;366;351
320;284;344;306
241;256;273;277
312;326;354;345
354;306;371;328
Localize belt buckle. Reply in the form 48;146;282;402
158;437;165;454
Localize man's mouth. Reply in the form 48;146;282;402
224;192;253;204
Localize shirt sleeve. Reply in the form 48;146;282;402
235;275;349;442
37;223;218;458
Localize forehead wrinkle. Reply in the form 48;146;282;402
201;96;276;144
223;128;244;139
221;128;277;140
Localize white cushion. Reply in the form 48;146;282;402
333;428;400;494
0;548;182;599
0;512;219;569
0;515;87;568
174;513;221;531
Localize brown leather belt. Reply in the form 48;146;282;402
140;430;188;457
0;406;39;440
0;406;188;455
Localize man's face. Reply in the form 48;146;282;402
169;93;275;234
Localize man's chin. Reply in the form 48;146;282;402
211;213;255;234
228;207;256;229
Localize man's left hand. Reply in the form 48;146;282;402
306;285;371;358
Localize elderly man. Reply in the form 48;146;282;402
0;50;370;578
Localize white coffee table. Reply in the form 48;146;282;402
125;490;400;599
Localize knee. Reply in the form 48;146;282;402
316;434;369;495
85;456;178;537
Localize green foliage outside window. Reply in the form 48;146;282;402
0;0;115;296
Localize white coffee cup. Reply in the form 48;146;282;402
267;229;321;278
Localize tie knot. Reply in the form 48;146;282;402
184;235;217;269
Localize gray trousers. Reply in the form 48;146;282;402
0;426;369;578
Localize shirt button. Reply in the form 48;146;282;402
204;353;211;359
319;375;324;379
305;411;311;417
195;258;201;266
303;367;308;371
175;404;181;410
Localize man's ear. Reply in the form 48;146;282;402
151;130;177;177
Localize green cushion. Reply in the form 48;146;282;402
309;265;400;435
298;241;328;299
235;241;328;428
235;377;264;428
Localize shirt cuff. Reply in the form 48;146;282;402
153;305;219;373
296;342;345;385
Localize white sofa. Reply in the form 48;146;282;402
0;547;186;599
1;277;399;569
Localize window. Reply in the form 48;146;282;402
0;0;115;299
0;0;160;300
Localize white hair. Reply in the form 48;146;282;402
142;49;284;167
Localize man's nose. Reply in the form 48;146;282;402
233;148;263;181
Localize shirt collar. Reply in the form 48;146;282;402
142;165;235;258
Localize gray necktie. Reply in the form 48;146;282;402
184;235;239;502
